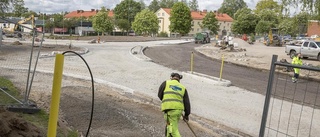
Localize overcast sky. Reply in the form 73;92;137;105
24;0;257;14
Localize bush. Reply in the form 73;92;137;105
158;31;168;37
250;33;256;42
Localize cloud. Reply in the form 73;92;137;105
24;0;257;14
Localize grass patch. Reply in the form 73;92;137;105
0;76;79;137
0;76;21;104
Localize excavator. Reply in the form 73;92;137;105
3;15;35;38
264;28;282;46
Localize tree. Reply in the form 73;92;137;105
132;9;159;36
169;2;192;35
231;8;257;34
139;0;146;9
218;0;247;18
181;0;188;7
188;0;199;11
0;0;13;15
148;0;160;12
293;12;310;35
254;0;281;15
115;19;131;34
92;7;114;36
278;18;296;36
256;9;279;27
13;0;28;17
255;21;272;35
21;10;37;18
114;0;142;28
159;0;178;8
201;11;219;34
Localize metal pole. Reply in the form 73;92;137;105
47;54;64;137
219;54;224;81
259;55;278;137
190;52;194;73
24;28;36;104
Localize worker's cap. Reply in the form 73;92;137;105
171;73;183;79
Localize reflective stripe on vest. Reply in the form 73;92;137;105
161;80;186;111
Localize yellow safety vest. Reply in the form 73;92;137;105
161;80;186;111
292;56;302;74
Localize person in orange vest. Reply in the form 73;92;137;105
97;36;100;43
158;73;191;137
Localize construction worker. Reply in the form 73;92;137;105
158;73;191;137
292;53;303;83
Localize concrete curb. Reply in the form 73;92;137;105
182;71;232;87
40;47;89;58
130;45;152;61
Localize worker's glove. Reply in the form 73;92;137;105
183;115;189;122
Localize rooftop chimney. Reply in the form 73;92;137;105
91;9;95;12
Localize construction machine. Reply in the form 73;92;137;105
264;28;282;46
3;15;35;38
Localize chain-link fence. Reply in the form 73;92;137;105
259;55;320;137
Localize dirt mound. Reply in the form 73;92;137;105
0;107;44;137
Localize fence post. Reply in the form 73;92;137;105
190;52;194;73
219;54;224;81
0;29;2;46
259;55;278;137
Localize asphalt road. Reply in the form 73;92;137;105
144;43;320;108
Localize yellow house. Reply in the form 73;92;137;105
156;8;233;37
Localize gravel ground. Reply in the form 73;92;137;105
1;37;319;137
0;38;242;137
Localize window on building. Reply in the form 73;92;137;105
191;21;194;26
158;13;160;16
159;20;161;23
219;23;221;26
197;28;199;31
224;26;225;29
224;21;226;23
191;28;194;31
162;13;164;16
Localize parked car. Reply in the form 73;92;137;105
285;40;320;60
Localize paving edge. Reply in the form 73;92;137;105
182;71;232;87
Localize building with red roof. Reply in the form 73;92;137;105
156;8;233;36
64;9;114;19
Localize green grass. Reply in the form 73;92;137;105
0;76;21;104
0;76;79;137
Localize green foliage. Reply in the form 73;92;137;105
92;7;114;35
0;76;20;104
114;0;142;26
254;0;281;15
255;21;272;34
158;31;168;37
169;2;192;35
278;18;296;36
13;0;28;17
250;33;255;42
293;11;310;34
148;0;160;12
139;0;146;9
115;19;131;33
159;0;178;8
188;0;199;11
21;10;37;18
202;11;219;34
218;0;247;18
232;8;258;34
0;0;13;14
132;9;159;35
